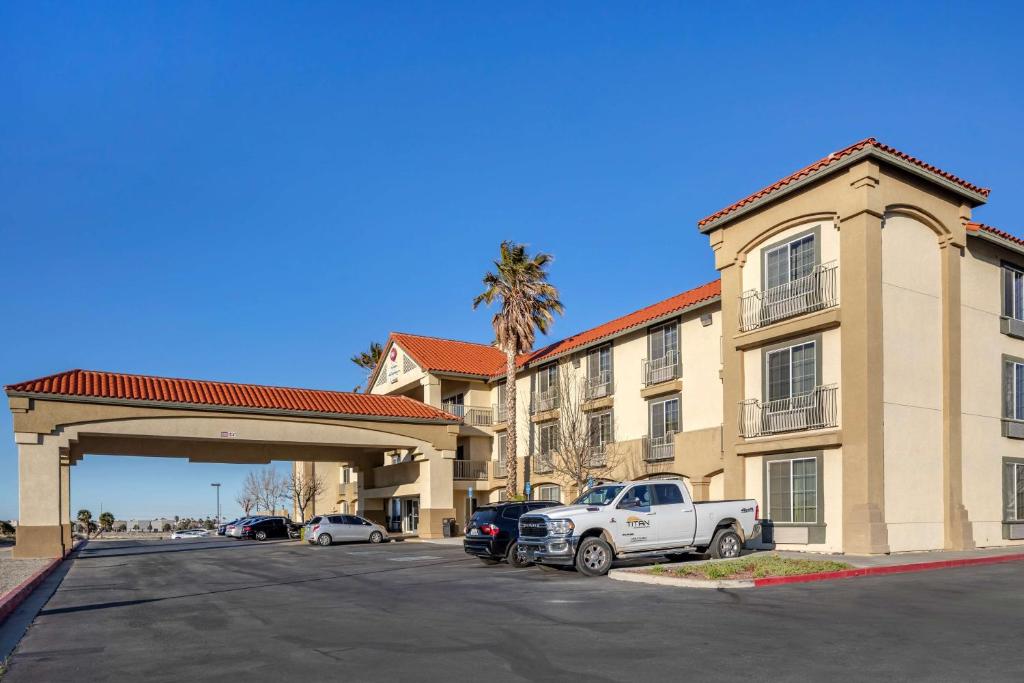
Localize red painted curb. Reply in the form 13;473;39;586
0;540;84;624
753;551;1024;587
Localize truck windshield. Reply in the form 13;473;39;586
572;485;625;506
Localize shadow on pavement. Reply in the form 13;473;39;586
76;539;297;560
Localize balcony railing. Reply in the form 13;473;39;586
586;371;613;400
491;459;508;478
338;482;356;496
453;460;488;480
532;454;554;473
493;403;509;424
642;351;681;386
739;384;839;438
532;389;559;414
585;443;609;468
442;402;493;427
739;261;839;332
643;432;677;462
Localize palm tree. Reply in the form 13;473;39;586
351;342;384;391
99;511;115;532
77;509;93;536
473;241;563;498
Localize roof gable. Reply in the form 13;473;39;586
698;138;990;233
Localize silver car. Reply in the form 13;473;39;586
306;514;388;546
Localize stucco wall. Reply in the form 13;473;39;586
961;237;1024;546
740;218;841;295
881;214;944;551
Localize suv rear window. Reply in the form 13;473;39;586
470;508;498;524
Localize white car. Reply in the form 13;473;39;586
170;530;202;539
517;479;759;576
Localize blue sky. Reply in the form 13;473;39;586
1;2;1021;521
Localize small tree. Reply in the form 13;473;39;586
203;518;214;530
351;341;384;392
99;512;115;531
547;367;623;498
0;520;15;536
77;509;93;536
162;523;171;532
114;522;127;532
254;467;289;513
289;467;329;523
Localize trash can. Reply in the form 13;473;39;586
442;517;456;538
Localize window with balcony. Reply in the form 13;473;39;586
587;345;613;399
740;335;838;438
740;227;838;331
1001;263;1024;338
534;364;559;413
646;397;679;461
588;410;613;466
493;382;508;423
493;433;509;478
534;421;557;472
644;323;680;386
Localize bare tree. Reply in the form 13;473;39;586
289;467;329;523
235;486;256;517
253;467;289;514
546;366;622;498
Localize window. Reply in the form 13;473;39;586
764;232;816;291
537;364;558;394
587;345;613;396
590;411;613;449
535;484;561;502
328;515;344;524
621;484;654;507
572;485;625;506
766;340;817;403
496;432;508;458
653;483;685;505
1004;358;1024;421
342;467;351;484
1004;461;1024;522
538;422;558;456
1003;264;1024;321
649;323;678;362
445;393;465;406
767;457;818;524
498;490;510;502
649;397;680;441
501;505;524;520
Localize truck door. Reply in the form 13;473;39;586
653;483;696;547
614;484;661;550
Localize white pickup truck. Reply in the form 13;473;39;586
517;479;759;576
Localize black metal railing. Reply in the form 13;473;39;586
739;384;839;438
739;262;839;332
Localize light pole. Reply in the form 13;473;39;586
211;483;221;526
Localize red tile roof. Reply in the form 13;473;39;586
966;221;1024;248
5;369;458;421
371;279;722;385
387;333;507;378
508;279;721;373
698;138;990;230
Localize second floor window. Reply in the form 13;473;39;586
537;364;558;395
589;411;613;450
588;345;613;396
766;340;817;404
497;432;508;458
764;232;816;291
1003;264;1024;321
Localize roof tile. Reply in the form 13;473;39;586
699;138;990;229
5;369;457;422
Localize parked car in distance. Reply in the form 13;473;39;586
170;530;202;539
518;479;759;577
227;517;264;538
218;519;241;536
306;514;388;546
464;501;559;567
240;517;292;541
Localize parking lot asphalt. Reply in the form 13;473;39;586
3;537;1023;682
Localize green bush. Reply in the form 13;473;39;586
654;553;850;580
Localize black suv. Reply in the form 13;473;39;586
464;501;558;567
240;517;292;541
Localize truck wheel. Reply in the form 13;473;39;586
575;537;613;577
506;542;532;568
709;528;742;559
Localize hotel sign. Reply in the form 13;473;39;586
387;347;400;383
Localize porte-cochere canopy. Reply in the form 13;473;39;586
6;369;461;558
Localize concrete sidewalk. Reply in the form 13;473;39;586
775;545;1024;568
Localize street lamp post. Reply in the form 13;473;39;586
211;483;221;526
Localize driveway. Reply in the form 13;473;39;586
3;537;1023;681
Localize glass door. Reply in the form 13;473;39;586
404;498;420;533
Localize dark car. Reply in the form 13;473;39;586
464;501;558;567
239;517;292;541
